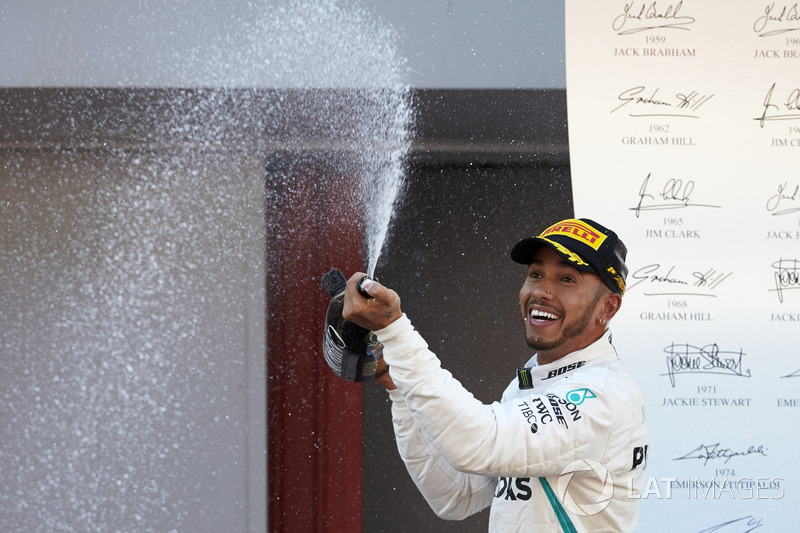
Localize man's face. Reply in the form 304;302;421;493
518;246;610;365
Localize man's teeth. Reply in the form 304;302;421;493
531;309;559;320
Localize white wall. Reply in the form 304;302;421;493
0;0;565;89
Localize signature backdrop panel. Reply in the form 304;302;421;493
566;2;800;531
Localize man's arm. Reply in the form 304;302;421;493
375;314;615;478
344;274;495;517
388;388;497;519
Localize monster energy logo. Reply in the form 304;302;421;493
517;368;533;389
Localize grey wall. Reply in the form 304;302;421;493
0;92;268;532
0;0;565;89
366;1;565;88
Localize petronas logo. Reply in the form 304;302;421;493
565;388;597;405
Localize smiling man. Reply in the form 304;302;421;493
343;218;649;532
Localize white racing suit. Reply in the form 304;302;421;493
377;314;649;532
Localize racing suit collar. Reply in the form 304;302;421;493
519;330;616;389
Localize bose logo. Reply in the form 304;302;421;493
542;361;586;380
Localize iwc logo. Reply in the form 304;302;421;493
556;459;614;516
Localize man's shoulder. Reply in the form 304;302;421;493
555;359;644;405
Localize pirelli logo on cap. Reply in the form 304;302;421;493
539;219;607;251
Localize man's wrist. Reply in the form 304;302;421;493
373;358;396;390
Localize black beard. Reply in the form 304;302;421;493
525;287;604;352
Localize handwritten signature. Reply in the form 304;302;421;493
631;172;721;217
766;181;800;215
675;443;767;465
612;1;696;35
697;515;764;533
755;82;800;127
629;264;731;296
612;86;713;117
663;342;750;388
770;258;800;302
753;3;800;37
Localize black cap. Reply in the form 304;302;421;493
510;218;628;295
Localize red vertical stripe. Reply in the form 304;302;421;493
266;162;364;532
